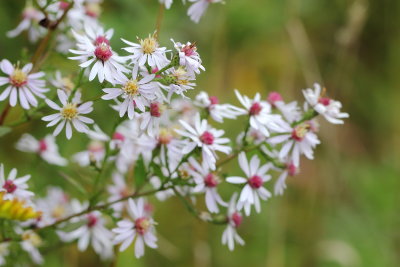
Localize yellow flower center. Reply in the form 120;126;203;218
61;103;78;120
61;77;74;91
22;230;42;247
140;36;158;54
123;80;139;96
51;205;65;219
10;68;28;87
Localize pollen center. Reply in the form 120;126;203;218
292;123;310;142
135;217;151;235
10;68;28;87
123;80;139;96
141;36;158;54
61;103;78;120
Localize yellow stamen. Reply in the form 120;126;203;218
122;80;139;96
140;34;158;54
61;103;78;120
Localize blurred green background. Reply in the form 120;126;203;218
0;0;399;266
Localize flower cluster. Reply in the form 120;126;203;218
0;0;349;265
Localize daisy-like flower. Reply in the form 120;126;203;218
20;230;43;265
0;164;33;201
113;198;158;258
102;65;157;119
221;193;245;251
171;39;204;77
139;101;167;137
50;71;78;97
267;92;302;123
274;162;299;196
175;113;231;170
267;121;321;167
42;89;94;139
122;33;170;69
0;59;48;109
72;140;105;167
58;210;114;260
162;67;196;100
194;91;243;123
234;89;286;137
303;83;349;124
15;134;68;166
226;153;272;216
188;158;226;213
7;6;45;42
0;243;9;265
69;27;128;83
187;0;223;23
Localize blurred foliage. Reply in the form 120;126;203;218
0;0;399;266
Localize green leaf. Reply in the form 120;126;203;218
0;126;11;137
134;155;147;188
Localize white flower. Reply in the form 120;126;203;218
20;230;43;265
267;92;302;123
274;162;299;196
42;89;94;139
107;172;132;216
16;134;68;166
101;66;158;119
72;141;105;167
161;67;196;100
7;6;45;42
160;0;173;9
303;83;349;124
0;59;48;109
139;101;168;137
50;71;80;99
187;0;223;23
113;198;158;258
188;158;226;213
194;91;243;123
175;113;231;170
226;153;272;216
0;164;33;201
267;121;321;167
0;243;9;266
69;27;128;83
58;210;114;260
221;193;245;251
234;89;286;137
171;39;204;77
122;34;170;69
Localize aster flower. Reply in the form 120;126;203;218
69;27;128;83
102;65;158;119
187;0;223;23
303;83;349;124
42;89;94;139
72;141;105;167
58;209;114;260
0;164;33;201
162;66;196;100
221;193;245;251
0;243;9;265
175;113;231;170
15;134;68;166
122;33;170;69
194;91;243;123
20;230;44;265
187;158;226;213
50;71;79;98
171;39;204;77
0;59;48;109
267;121;320;167
226;153;272;216
267;92;302;123
234;89;286;137
139;101;168;137
113;198;158;258
7;6;45;42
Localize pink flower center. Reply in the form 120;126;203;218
59;1;70;10
204;173;218;188
38;139;47;153
249;102;262;116
150;102;162;117
94;36;110;46
267;92;283;106
200;131;214;145
231;212;242;227
318;97;331;106
158;129;173;145
3;180;17;193
291;123;309;142
94;43;112;62
287;163;298;176
248;175;263;189
182;44;196;56
112;132;125;142
209;96;219;105
135;217;151;235
87;214;98;228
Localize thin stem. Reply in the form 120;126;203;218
68;69;84;102
155;4;165;39
0;104;11;126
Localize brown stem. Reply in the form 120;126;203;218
155;4;165;39
0;104;11;126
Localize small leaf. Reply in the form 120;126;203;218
0;126;11;137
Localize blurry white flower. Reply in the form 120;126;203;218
221;193;245;251
0;59;48;109
0;243;9;266
226;153;272;216
7;6;45;42
20;230;43;265
303;83;349;124
160;0;173;9
113;198;158;258
0;164;33;201
42;89;94;139
107;172;132;216
16;134;68;166
187;0;223;23
72;141;105;167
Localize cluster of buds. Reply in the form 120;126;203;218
0;0;349;265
